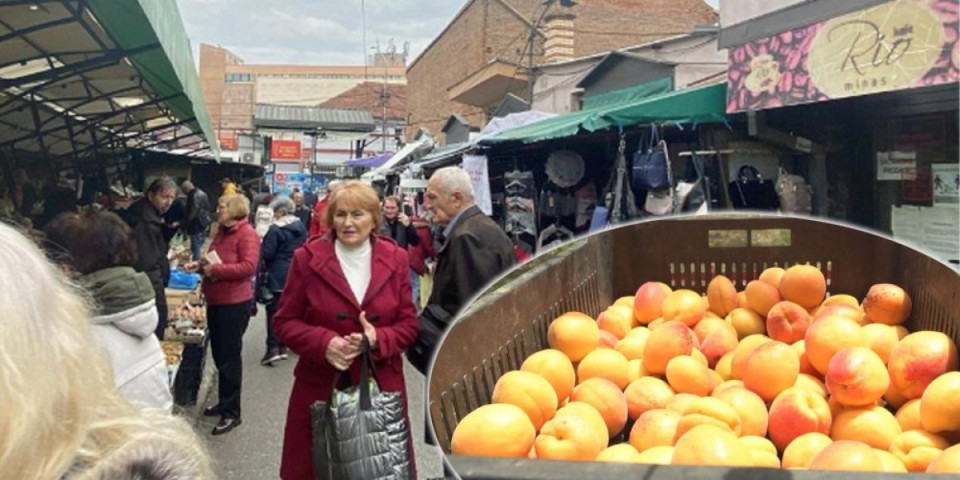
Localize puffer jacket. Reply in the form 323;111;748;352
261;215;307;292
82;266;172;411
203;219;260;305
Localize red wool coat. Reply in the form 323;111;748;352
202;219;260;306
273;234;419;480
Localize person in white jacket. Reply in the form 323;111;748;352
44;209;173;411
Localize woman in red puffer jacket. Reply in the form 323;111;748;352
184;193;260;436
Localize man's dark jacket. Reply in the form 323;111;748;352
408;205;515;373
183;188;212;235
125;198;171;288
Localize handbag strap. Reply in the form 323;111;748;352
325;333;378;411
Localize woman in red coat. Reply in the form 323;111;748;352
184;193;260;436
274;181;419;480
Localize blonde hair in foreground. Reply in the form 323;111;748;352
0;222;212;479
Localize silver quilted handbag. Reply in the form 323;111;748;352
310;335;412;480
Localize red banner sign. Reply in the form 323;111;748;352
219;134;238;151
270;140;302;161
727;0;959;113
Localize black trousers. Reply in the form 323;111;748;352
208;301;251;419
265;292;285;351
150;278;168;339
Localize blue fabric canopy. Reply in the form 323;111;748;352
345;152;394;168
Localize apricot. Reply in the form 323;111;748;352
791;340;819;377
613;295;634;309
535;412;606;461
491;370;559;431
874;448;909;473
674;396;743;439
730;334;771;380
693;316;732;343
778;264;826;309
700;323;739;368
741;435;780;468
795;373;827;397
547;312;599;362
661;289;708;327
629;408;681;452
598;330;618;349
570;378;628;438
642;320;699;376
742;341;799;403
889;429;951;472
595;443;643;463
767;387;832;452
725;307;766;339
711;379;745;397
782;432;833;469
521;349;576;402
804;314;866;375
821;294;860;309
635;445;674;464
862;283;912;325
576;348;629;390
861;323;907;364
624;376;674;421
554;401;608;449
625;359;649;384
713;386;768;437
706;275;738;317
888;331;959;399
927;444;960;474
633;281;671;325
814;303;867;326
714;352;734;380
830;404;902;450
920;371;960;433
672;424;753;467
825;347;889;407
744;280;781;316
895;398;923;432
614;327;649;361
808;440;883;471
451;403;535;458
665;392;700;414
758;266;785;287
766;301;812;344
596;305;635;339
665;355;720;397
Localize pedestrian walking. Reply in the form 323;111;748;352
258;195;307;366
307;179;342;237
291;190;312;227
0;221;213;479
273;180;418;480
380;195;421;304
184;193;260;436
44;209;173;411
407;166;516;374
125;177;178;339
181;180;213;261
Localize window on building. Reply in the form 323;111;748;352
225;73;253;82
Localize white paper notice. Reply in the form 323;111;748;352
891;205;924;246
932;163;959;207
877;151;917;181
462;154;493;215
920;206;960;267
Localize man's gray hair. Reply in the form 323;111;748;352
180;180;194;192
431;166;475;202
268;195;296;216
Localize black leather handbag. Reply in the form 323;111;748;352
728;165;780;210
632;124;670;192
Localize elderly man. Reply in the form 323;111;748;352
407;166;515;374
180;180;211;261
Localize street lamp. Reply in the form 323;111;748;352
525;0;578;105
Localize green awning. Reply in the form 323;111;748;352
581;78;673;111
86;0;220;158
481;83;728;145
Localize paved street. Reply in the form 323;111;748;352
191;308;443;479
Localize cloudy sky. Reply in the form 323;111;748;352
177;0;719;66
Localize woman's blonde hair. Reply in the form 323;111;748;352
324;180;382;232
0;222;212;479
219;193;250;221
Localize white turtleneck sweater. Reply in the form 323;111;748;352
335;239;372;305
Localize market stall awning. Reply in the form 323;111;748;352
0;0;218;159
344;151;394;168
479;82;728;145
361;136;434;181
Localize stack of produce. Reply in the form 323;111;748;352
451;264;960;473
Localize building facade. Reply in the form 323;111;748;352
198;44;407;163
405;0;718;143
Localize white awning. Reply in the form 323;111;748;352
361;136;434;181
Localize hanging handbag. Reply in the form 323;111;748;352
311;335;412;480
727;164;780;210
775;167;813;214
632;124;671;192
255;261;274;304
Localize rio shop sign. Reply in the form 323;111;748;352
727;0;959;113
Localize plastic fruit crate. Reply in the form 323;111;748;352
427;214;959;479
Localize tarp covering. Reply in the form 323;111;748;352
86;0;219;157
581;78;673;111
345;152;394;168
480;83;728;145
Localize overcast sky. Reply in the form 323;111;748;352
178;0;720;66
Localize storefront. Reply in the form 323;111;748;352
723;0;959;267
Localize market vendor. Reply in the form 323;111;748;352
125;177;178;340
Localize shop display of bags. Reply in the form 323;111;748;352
775;167;814;214
311;335;411;480
632;124;671;192
728;164;780;211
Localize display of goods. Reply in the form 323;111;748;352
449;263;960;474
160;341;183;366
